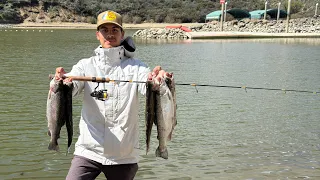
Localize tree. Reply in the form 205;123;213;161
284;0;303;14
0;2;22;23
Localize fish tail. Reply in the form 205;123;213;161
146;143;150;155
66;120;73;152
48;141;59;151
155;147;168;159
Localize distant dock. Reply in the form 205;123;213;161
186;32;320;39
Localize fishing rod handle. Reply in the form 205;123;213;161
64;76;111;83
49;74;111;83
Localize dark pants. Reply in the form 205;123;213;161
66;155;138;180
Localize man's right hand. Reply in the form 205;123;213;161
55;67;73;82
55;67;66;80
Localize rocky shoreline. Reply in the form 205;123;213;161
133;16;320;39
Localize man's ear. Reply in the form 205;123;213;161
96;31;100;40
121;31;125;39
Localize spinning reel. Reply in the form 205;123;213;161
90;83;108;101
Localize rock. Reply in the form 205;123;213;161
0;24;13;28
132;17;320;39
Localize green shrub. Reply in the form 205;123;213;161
47;5;59;18
122;14;132;23
0;3;22;23
86;16;96;24
164;15;175;23
132;16;142;24
154;11;167;23
284;0;303;14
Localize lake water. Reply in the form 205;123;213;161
0;28;319;180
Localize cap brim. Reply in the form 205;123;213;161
97;21;123;30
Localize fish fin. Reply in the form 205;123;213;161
146;135;151;155
167;131;173;141
167;123;177;141
48;142;59;151
155;147;168;159
66;146;71;156
48;90;51;99
47;130;51;136
66;116;73;152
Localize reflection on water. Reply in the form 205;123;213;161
0;30;319;180
133;37;192;45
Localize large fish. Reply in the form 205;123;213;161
145;74;176;159
164;73;177;130
64;81;73;153
154;78;176;159
46;78;73;153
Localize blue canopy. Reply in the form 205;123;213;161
206;9;251;21
250;9;287;19
206;11;221;21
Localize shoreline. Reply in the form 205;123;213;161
10;22;204;29
186;31;320;39
5;21;320;39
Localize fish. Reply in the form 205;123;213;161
154;77;176;159
145;80;156;155
145;74;177;159
46;78;73;153
164;73;177;131
64;81;73;154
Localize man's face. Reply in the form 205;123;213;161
96;23;124;48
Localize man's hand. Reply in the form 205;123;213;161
54;67;72;82
148;66;171;83
55;67;66;80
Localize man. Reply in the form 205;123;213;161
53;10;169;180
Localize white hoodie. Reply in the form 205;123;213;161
68;45;150;165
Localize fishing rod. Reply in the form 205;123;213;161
50;75;319;95
175;83;319;94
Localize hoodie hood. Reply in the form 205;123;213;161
94;46;125;66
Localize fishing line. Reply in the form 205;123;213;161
174;83;319;94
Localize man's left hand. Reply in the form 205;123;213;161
148;66;170;82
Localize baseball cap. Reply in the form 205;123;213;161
97;10;123;30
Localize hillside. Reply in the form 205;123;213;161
0;0;319;24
